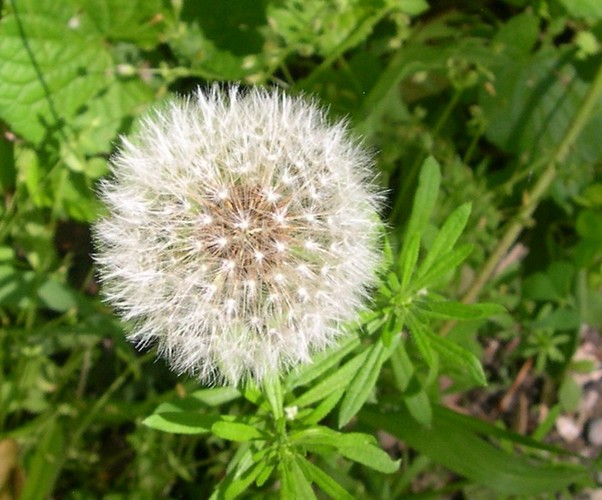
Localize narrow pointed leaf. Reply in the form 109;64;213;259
424;329;486;386
417;202;472;279
212;421;266;442
280;455;316;500
411;243;473;291
295;455;355;500
293;348;370;407
337;433;401;473
405;313;434;366
143;412;219;435
362;407;588;495
338;337;399;428
405;156;441;240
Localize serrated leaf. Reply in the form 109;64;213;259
295;455;354;500
142;412;219;435
338;337;399;428
212;421;266;442
424;329;486;386
0;0;112;143
416;202;471;280
419;300;505;320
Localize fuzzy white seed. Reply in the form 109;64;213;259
93;85;382;386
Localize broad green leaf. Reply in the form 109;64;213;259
280;454;316;500
480;30;602;163
416;202;471;280
404;156;441;242
292;348;370;407
362;406;588;495
295;455;354;500
557;0;602;21
0;0;112;144
338;336;399;428
223;459;268;500
212;421;266;442
425;329;486;386
419;300;505;320
286;334;361;390
37;279;77;312
81;0;169;49
143;412;219;435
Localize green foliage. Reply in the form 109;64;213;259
1;0;601;497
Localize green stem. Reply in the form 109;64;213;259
461;62;602;306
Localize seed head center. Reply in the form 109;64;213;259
199;183;289;275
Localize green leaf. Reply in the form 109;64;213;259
222;453;268;500
295;455;354;500
263;376;284;420
286;334;361;390
292;348;370;408
362;406;588;495
405;313;434;366
424;329;486;386
419;300;505;320
212;421;266;442
81;0;169;49
398;232;420;289
37;278;77;312
191;387;242;407
20;419;64;500
280;454;317;500
338;336;399;428
290;427;400;474
411;243;473;292
404;156;441;241
416;202;471;280
142;412;219;435
301;387;345;426
337;433;400;474
0;0;112;144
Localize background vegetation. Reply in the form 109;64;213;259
0;0;601;497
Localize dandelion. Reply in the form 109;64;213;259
93;85;382;386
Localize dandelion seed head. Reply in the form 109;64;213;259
93;85;382;386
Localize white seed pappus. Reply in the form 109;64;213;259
93;86;382;386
